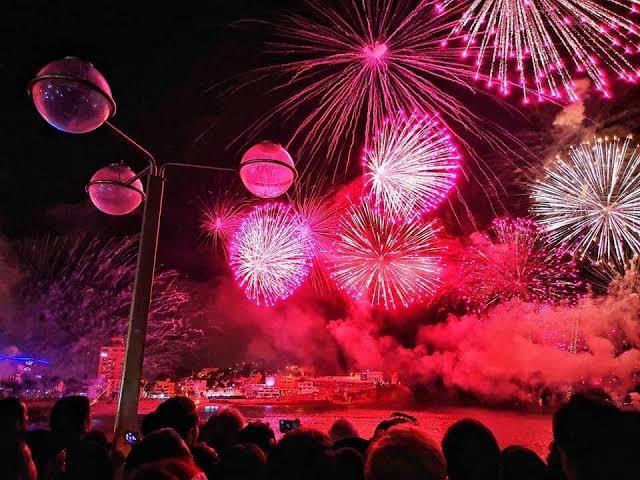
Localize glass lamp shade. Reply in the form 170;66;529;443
240;141;296;199
87;164;144;215
29;57;115;134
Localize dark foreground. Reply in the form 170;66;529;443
3;392;639;480
89;405;552;458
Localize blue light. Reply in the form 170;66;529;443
0;355;50;366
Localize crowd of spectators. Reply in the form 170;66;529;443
1;391;638;479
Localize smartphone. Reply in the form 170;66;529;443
124;431;140;446
279;418;301;434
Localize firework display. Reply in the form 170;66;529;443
460;217;581;311
229;203;311;306
532;136;640;264
363;111;460;218
293;190;338;259
330;201;444;309
439;0;640;102
8;236;199;380
244;0;521;176
202;196;248;252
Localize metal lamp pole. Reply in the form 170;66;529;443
102;123;235;453
28;58;296;455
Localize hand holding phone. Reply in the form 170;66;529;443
279;418;301;433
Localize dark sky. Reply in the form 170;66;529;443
0;0;308;275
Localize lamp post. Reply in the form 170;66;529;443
29;57;296;453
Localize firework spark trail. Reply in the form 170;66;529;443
8;235;200;380
460;217;581;311
202;195;249;254
291;185;339;293
363;110;460;218
229;203;311;306
230;0;531;216
531;136;640;264
439;0;640;102
330;201;443;310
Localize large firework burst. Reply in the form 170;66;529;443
531;136;640;263
330;201;443;310
229;203;311;306
239;0;522;182
460;217;581;311
363;111;460;218
439;0;640;102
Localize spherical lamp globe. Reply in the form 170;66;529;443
29;57;115;134
240;141;296;198
87;164;144;215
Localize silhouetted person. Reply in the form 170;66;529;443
441;418;500;480
329;418;359;443
65;435;113;480
332;435;369;457
618;410;640;476
130;459;205;480
191;442;220;479
267;428;336;480
552;392;625;480
335;446;364;480
372;416;415;440
220;443;266;480
125;428;193;478
141;410;162;437
25;428;54;478
0;397;28;438
500;445;546;480
154;396;200;447
365;425;446;480
199;407;245;453
2;438;38;480
546;442;568;480
49;395;91;453
237;420;276;454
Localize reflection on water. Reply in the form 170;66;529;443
92;405;552;458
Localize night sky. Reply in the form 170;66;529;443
2;1;640;373
1;1;306;274
3;1;639;255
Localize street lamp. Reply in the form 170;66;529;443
29;57;296;453
240;141;296;198
87;163;145;215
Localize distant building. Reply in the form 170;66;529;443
361;370;384;383
97;337;125;398
244;383;281;399
297;380;319;396
148;379;176;399
275;374;299;397
206;387;243;398
178;378;208;397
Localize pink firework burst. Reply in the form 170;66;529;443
229;203;311;306
201;196;248;253
292;186;340;293
330;201;444;310
241;0;523;179
460;217;582;312
439;0;640;102
363;111;460;218
293;188;338;259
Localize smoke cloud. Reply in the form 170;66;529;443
201;267;640;404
